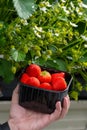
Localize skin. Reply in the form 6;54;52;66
8;85;70;130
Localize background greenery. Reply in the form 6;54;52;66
0;0;87;100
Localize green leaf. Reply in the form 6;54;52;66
11;49;26;62
34;58;46;66
79;53;87;62
58;16;68;22
0;37;6;47
48;45;58;53
37;58;67;71
69;91;79;100
53;58;67;71
44;60;59;70
0;59;14;83
83;0;87;4
12;0;37;19
77;21;86;34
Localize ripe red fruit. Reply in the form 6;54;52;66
20;73;29;84
38;70;51;83
52;77;67;91
26;77;40;87
40;82;52;90
51;72;65;81
26;64;41;77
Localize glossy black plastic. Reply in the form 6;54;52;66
18;67;73;114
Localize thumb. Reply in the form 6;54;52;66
11;85;19;104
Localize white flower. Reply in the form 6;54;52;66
70;1;75;9
68;7;73;13
76;7;79;13
61;0;66;3
0;54;4;59
41;1;51;7
76;7;83;16
35;32;41;38
81;35;87;41
21;19;28;26
32;5;35;9
33;26;44;38
67;56;73;60
35;56;39;59
70;22;78;27
84;17;87;21
79;2;87;8
45;2;52;7
84;44;87;48
34;26;43;32
34;30;41;38
53;60;56;63
78;12;83;16
39;1;51;12
15;24;21;28
47;55;51;59
54;33;59;36
62;6;70;14
40;7;47;13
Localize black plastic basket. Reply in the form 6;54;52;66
18;67;73;114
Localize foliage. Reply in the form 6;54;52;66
13;0;37;19
0;0;17;23
0;0;87;99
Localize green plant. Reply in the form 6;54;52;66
0;0;87;100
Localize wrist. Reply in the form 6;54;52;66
8;119;19;130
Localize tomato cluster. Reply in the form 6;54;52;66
20;64;67;91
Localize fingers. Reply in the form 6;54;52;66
59;95;70;119
11;85;19;104
49;95;70;122
49;101;62;122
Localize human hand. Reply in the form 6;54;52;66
8;85;70;130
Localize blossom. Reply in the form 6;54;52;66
61;0;66;3
70;1;75;9
62;6;70;14
40;7;47;13
34;26;43;32
0;54;4;59
81;35;87;41
84;44;87;48
33;26;44;38
54;33;59;37
79;2;87;8
45;2;52;7
70;22;78;27
20;19;28;26
34;30;41;38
